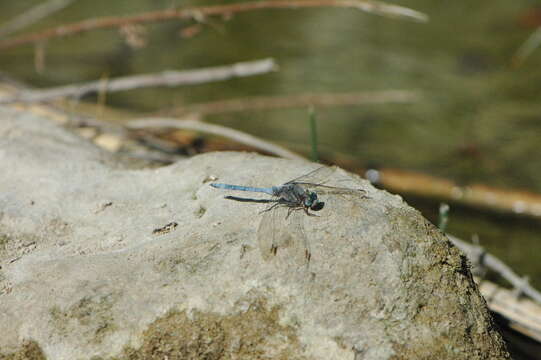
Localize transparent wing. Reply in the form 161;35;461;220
286;166;367;197
299;183;367;197
286;209;311;265
257;205;310;266
257;204;280;262
284;166;336;186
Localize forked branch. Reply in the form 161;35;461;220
0;0;428;50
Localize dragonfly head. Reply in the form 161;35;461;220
306;191;325;211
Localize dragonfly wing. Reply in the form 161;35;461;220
286;209;311;265
299;183;367;197
256;205;310;266
284;166;336;186
286;166;367;196
257;204;280;262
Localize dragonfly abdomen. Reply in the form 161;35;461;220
210;183;275;196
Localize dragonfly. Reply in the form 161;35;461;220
210;166;367;265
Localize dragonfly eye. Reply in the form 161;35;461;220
305;192;318;207
311;201;324;211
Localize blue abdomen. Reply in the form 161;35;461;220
210;183;275;195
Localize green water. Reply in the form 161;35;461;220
1;1;540;289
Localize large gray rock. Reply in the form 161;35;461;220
0;107;509;359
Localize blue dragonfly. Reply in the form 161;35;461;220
210;166;367;265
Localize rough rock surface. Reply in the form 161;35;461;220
0;106;509;359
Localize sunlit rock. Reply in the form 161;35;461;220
0;107;509;359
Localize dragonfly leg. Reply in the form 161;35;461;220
260;202;281;214
302;207;319;217
286;207;294;219
285;206;304;219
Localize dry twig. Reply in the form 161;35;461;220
448;234;541;342
0;0;428;50
512;26;541;67
448;235;541;304
126;117;305;161
477;280;541;342
0;0;78;38
167;90;420;116
0;58;276;104
368;167;541;219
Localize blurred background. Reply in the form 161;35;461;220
1;0;540;357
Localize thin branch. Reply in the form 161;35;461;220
476;280;541;343
368;167;541;219
449;233;541;342
126;117;306;161
512;26;541;67
447;234;541;304
0;0;428;50
0;0;78;38
166;90;420;116
0;58;277;104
